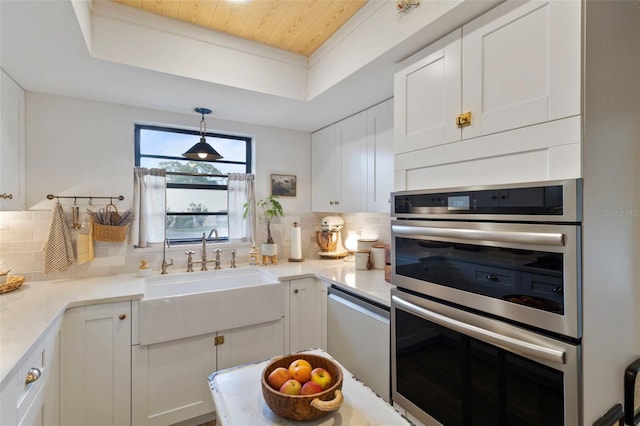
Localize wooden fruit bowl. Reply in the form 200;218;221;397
261;353;344;421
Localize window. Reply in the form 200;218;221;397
135;124;252;244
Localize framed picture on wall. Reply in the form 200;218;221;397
271;174;297;197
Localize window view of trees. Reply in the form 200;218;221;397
135;124;251;244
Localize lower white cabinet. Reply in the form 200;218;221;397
0;318;60;426
285;278;327;352
132;319;285;426
60;302;131;426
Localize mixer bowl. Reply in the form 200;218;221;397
316;231;338;252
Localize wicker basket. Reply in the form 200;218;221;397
0;276;25;294
261;353;343;421
93;222;129;243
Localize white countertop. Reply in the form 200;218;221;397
0;259;394;386
209;348;411;426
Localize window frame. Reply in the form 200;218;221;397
134;124;252;245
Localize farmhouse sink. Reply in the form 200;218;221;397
139;268;283;345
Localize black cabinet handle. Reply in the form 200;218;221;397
552;287;563;294
486;274;498;281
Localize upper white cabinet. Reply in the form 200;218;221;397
394;30;462;154
395;0;582;191
461;1;580;139
312;99;393;213
367;99;394;213
311;124;342;212
0;69;26;211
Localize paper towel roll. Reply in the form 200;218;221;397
289;222;303;261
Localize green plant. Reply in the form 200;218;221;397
244;195;284;244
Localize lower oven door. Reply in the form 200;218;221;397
391;289;580;426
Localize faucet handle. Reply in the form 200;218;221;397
214;249;222;270
185;250;195;272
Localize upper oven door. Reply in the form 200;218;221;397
391;219;581;339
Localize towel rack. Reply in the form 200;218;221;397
46;194;124;205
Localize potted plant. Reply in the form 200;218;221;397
244;195;284;256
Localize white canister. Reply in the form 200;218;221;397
357;239;377;251
355;250;372;270
370;244;386;270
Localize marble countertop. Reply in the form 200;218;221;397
209;348;411;426
0;259;394;386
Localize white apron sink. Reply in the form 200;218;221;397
139;269;282;345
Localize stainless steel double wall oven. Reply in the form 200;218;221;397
390;179;582;425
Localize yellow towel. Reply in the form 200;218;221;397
42;202;74;276
76;221;95;265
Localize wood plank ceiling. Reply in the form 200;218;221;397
110;0;369;57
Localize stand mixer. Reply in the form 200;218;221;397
316;216;349;258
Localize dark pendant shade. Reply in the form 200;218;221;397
183;137;223;161
183;107;223;161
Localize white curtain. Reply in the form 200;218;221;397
131;167;166;247
228;173;255;242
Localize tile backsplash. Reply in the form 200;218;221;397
0;210;391;282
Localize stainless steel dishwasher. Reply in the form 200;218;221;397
327;286;391;402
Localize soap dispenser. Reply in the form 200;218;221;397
248;243;259;266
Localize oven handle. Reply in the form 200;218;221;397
391;224;566;246
392;295;566;365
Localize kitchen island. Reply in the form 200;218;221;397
209;348;411;426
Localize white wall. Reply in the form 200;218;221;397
25;92;312;212
0;92;315;280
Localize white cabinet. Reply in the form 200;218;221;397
311;111;367;213
0;69;26;210
311;124;341;212
132;319;284;426
285;278;327;352
367;99;394;213
394;0;582;190
394;30;462;154
312;99;393;213
60;302;131;426
0;319;61;426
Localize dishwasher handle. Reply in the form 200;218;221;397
328;293;390;325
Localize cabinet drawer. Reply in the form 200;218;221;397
16;340;46;422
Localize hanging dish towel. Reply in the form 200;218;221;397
42;202;74;276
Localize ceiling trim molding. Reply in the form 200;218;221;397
87;0;310;100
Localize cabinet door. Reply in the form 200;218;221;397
339;111;368;212
311;124;341;212
132;334;216;426
462;0;581;139
0;69;25;210
217;319;285;370
287;278;322;352
61;302;131;426
42;328;60;426
394;30;461;154
367;99;394;213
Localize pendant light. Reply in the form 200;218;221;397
182;107;223;161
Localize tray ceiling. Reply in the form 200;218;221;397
110;0;369;56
